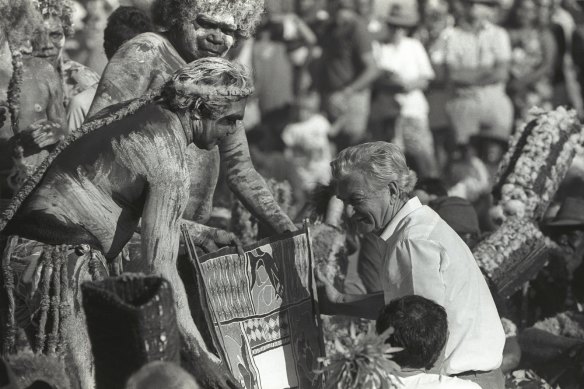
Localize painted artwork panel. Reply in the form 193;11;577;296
197;229;324;389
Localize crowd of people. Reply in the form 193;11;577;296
1;0;584;389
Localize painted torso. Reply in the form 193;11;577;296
87;32;219;223
8;103;191;258
0;50;65;200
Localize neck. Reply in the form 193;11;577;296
177;110;198;145
164;30;193;63
379;196;407;233
459;18;484;31
400;367;427;377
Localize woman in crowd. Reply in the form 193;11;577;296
505;0;556;123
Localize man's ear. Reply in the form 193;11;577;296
191;98;203;120
388;181;399;199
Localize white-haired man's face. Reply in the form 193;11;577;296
335;172;392;234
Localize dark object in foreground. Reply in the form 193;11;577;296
82;275;180;389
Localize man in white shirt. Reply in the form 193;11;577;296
376;295;481;389
318;142;505;389
372;2;437;176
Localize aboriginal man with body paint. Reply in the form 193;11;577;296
1;58;257;389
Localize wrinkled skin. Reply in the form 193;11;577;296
6;98;247;389
84;14;295;389
170;14;237;62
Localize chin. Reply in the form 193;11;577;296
356;223;375;234
194;140;217;151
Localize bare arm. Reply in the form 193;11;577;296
318;287;385;320
448;61;510;87
293;15;317;46
141;181;242;388
344;51;378;94
141;181;207;353
220;123;296;234
375;71;431;93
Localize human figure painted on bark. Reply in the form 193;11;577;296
0;1;66;204
1;58;256;389
86;0;295;238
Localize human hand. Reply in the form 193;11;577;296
315;267;344;303
200;227;245;257
188;346;243;389
27;120;63;149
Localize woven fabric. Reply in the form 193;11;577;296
82;274;180;389
194;229;324;389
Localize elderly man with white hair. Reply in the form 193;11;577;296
318;142;506;389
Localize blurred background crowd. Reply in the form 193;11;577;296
6;0;584;226
20;0;584;311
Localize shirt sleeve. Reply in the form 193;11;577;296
394;239;446;306
493;27;512;63
67;86;96;133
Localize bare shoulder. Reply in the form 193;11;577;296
89;33;182;117
110;105;190;185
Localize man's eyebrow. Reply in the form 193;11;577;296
226;113;244;121
197;15;237;31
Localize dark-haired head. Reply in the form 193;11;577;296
376;295;448;370
104;6;154;60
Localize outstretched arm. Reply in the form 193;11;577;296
141;181;241;388
141;181;206;353
220;123;296;234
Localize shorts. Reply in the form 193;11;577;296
446;85;514;145
395;115;438;177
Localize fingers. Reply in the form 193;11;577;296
227;376;243;389
230;235;245;258
203;240;220;254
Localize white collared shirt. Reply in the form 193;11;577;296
398;373;481;389
379;197;505;375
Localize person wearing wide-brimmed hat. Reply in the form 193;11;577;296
434;0;514;165
370;2;438;176
543;197;584;273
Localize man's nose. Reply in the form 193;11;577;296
206;31;225;45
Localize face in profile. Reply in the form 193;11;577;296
335;172;391;234
193;99;247;150
174;13;237;62
32;16;65;66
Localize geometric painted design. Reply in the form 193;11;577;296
195;227;324;389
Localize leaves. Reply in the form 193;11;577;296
317;322;401;389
